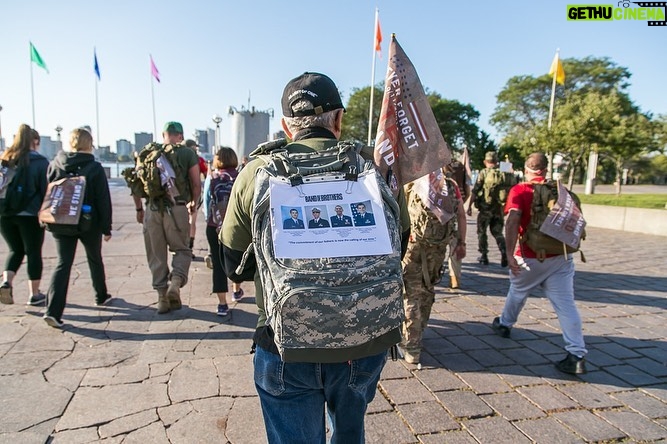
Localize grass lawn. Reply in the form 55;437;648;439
578;194;667;209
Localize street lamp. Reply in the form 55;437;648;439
212;114;222;148
55;125;63;142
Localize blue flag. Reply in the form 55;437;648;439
94;49;101;81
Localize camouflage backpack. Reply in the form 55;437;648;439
477;167;515;207
236;139;404;361
407;177;458;245
122;143;188;202
521;181;586;261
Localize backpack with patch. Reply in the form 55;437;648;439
521;180;586;261
408;176;458;245
476;167;515;208
38;162;97;236
0;160;30;216
237;139;404;361
207;170;236;230
130;143;188;203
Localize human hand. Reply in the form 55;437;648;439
104;234;112;242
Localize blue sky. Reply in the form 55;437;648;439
0;0;664;150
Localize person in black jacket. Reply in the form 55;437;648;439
0;124;49;306
43;128;113;328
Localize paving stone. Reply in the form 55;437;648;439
166;397;234;444
0;350;71;375
381;359;414;380
603;364;663;386
82;363;150;386
417;430;477;444
558;383;622;409
626;357;667;377
554;410;626;442
612;389;667;418
414;368;467;392
51;340;141;371
435;390;494;419
464;416;532;443
122;421;170;443
495;365;542;387
597;410;667;441
579;370;635;392
99;409;159;438
169;358;219;403
458;372;512;394
481;392;546;420
594;342;642;359
365;411;417;444
397;401;459;434
49;426;101;443
214;354;256;397
226;397;267;444
517;385;580;411
437;353;485;372
367;389;393;414
642;384;667;402
380;378;435;405
157;401;193;427
467;348;516;367
513;417;584;443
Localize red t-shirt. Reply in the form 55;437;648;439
504;177;546;258
198;157;208;177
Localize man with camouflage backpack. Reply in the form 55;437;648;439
467;151;516;266
491;152;587;374
131;122;200;314
221;72;410;443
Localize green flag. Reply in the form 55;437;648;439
30;42;49;73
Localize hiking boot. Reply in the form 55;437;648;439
167;276;183;310
95;294;113;306
27;293;47;306
204;254;213;270
555;353;587;374
477;254;489;265
217;304;229;316
492;317;511;338
43;315;64;329
232;288;244;302
403;350;420;365
0;282;13;305
450;275;460;290
156;288;170;314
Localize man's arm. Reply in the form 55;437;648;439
505;209;522;275
187;164;201;214
132;195;144;224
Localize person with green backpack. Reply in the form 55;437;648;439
467;151;516;266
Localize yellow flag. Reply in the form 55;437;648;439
549;52;565;85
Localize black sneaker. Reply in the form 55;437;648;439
95;294;113;306
43;315;64;329
492;317;511;338
477;255;489;265
0;281;13;305
555;353;587;374
27;293;47;306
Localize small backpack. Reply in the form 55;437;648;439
126;143;188;203
521;180;586;261
408;176;458;245
207;170;236;230
236;139;404;361
477;167;515;207
0;160;29;216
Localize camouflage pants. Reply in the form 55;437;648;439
476;209;505;255
401;239;450;355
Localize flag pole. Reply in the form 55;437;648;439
95;75;100;147
151;73;157;141
367;7;380;146
547;49;559;131
30;49;36;128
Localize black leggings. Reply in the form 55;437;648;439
0;215;45;280
206;225;229;293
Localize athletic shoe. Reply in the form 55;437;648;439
232;288;244;302
95;294;113;306
43;315;64;329
492;317;511;338
217;304;229;316
204;254;213;270
0;282;13;305
27;293;47;306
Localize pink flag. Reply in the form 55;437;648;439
374;15;382;57
374;34;451;193
150;55;160;82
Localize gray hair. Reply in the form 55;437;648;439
283;100;339;134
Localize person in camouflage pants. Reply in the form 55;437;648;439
402;174;466;364
467;151;511;266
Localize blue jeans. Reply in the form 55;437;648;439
253;346;387;444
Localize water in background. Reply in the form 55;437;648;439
101;162;134;179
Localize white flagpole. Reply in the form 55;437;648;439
367;7;380;146
95;76;100;147
151;74;157;142
30;54;36;128
547;49;559;131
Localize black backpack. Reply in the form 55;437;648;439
0;160;30;216
207;171;235;230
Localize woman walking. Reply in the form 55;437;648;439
0;124;49;305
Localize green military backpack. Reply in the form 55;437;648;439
408;177;459;245
123;143;188;203
477;167;516;208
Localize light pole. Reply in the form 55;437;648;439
0;104;3;150
55;125;63;142
212;114;222;149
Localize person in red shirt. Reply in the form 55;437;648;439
491;152;587;374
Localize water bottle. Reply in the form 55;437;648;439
80;204;92;233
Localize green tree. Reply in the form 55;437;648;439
341;85;384;143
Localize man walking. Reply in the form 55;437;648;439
132;122;200;314
491;152;587;374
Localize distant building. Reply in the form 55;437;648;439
116;139;132;158
194;129;210;154
207;128;216;150
272;130;286;141
228;106;272;159
134;132;152;154
38;136;58;160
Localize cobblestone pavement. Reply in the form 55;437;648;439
0;184;665;443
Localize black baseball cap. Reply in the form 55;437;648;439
281;72;345;117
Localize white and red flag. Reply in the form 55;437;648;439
374;34;451;193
